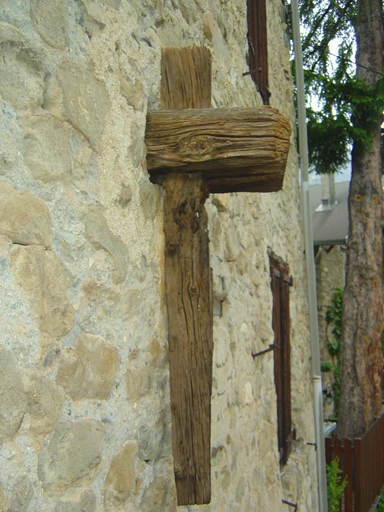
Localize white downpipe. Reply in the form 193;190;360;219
291;1;328;511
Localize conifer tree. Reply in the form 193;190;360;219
295;0;384;438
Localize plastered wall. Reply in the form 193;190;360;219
0;1;319;510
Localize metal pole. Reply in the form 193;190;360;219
291;1;328;510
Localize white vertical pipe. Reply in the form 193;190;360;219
291;1;328;511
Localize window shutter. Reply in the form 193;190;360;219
247;0;270;104
269;255;293;466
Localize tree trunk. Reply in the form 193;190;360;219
336;0;384;439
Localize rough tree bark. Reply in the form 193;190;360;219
336;0;384;439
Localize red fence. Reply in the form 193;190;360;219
325;413;384;512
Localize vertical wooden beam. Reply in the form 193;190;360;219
160;47;212;505
164;172;212;505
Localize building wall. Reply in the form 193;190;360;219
316;245;346;419
0;1;318;511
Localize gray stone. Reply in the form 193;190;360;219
0;481;9;511
30;0;68;49
9;476;34;512
43;61;110;150
55;488;96;512
20;115;73;183
105;0;121;8
140;478;169;511
78;279;121;331
137;414;164;462
130;123;144;167
0;22;45;109
139;180;157;221
9;245;75;338
56;333;119;400
0;347;27;441
118;184;133;208
38;420;103;490
25;373;65;435
223;218;240;262
117;71;143;111
0;183;53;247
85;208;129;284
103;440;138;503
126;366;152;402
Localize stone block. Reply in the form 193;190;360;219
38;420;103;490
224;218;240;262
56;333;119;400
78;279;121;331
20;115;73;183
43;61;110;150
25;373;65;435
0;347;27;441
139;180;157;221
203;10;231;63
126;366;153;402
118;184;133;209
0;22;45;109
103;440;138;503
140;477;172;511
117;71;144;111
9;476;34;512
30;0;68;49
0;183;52;247
55;488;96;512
9;245;75;338
85;208;128;284
0;482;9;511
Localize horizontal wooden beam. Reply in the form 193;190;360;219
145;106;291;194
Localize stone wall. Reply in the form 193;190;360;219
0;0;319;511
316;245;346;419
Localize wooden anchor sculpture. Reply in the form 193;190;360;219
144;47;291;506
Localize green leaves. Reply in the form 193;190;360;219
327;457;348;512
290;0;384;174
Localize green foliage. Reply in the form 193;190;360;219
377;492;384;511
321;361;335;373
327;457;348;512
324;288;344;418
289;0;384;174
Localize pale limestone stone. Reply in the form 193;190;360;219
0;183;53;247
105;0;121;8
30;0;68;49
55;488;96;512
118;184;133;209
37;420;103;490
223;218;240;262
130;123;144;167
0;22;45;109
56;333;119;400
220;466;231;490
25;373;65;435
20;115;73;183
140;477;174;511
78;279;121;331
203;10;231;64
235;477;245;503
43;61;110;150
103;440;138;503
139;180;157;221
0;347;27;441
117;71;144;111
211;194;230;212
0;482;9;511
281;466;298;503
236;248;249;276
137;413;164;461
258;422;274;459
126;366;153;402
9;245;75;338
145;337;166;367
8;476;34;512
121;289;146;320
264;451;278;489
85;208;128;284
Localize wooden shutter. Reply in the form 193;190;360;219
247;0;270;105
269;255;292;466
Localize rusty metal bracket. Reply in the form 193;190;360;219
306;442;317;450
252;344;280;359
282;499;298;511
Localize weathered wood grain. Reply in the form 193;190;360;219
145;106;291;193
160;47;211;109
163;172;212;505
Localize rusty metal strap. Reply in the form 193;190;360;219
282;499;298;511
252;344;280;359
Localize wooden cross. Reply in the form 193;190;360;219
145;47;291;506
